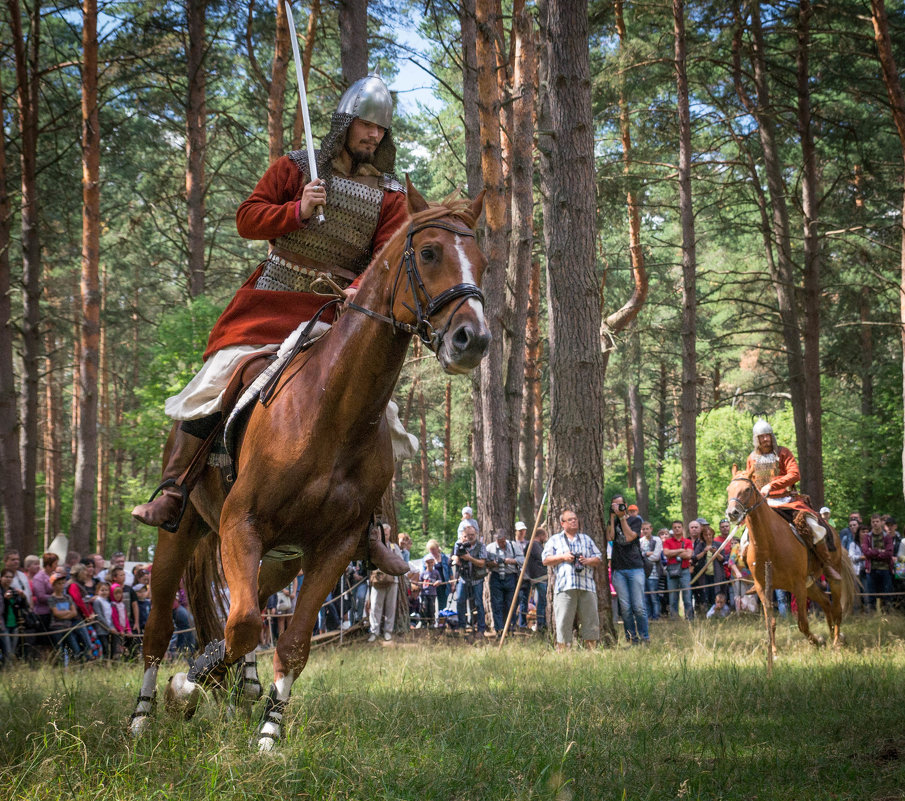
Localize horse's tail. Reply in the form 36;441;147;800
184;529;227;646
836;549;858;618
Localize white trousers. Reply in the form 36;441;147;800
369;582;398;636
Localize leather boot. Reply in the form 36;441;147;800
814;539;842;581
131;428;204;530
368;524;410;575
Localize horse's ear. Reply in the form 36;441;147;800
405;175;429;214
469;190;485;224
731;463;738;476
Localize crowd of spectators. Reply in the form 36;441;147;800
0;548;195;668
3;504;903;666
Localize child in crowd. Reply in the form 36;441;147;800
92;582;113;657
48;571;83;665
707;592;732;619
133;583;151;632
419;556;441;627
110;582;132;656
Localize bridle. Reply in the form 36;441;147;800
345;220;485;353
727;475;766;521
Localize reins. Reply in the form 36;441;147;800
345;220;485;353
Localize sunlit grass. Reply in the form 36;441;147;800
2;613;905;800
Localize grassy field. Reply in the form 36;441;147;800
2;614;905;801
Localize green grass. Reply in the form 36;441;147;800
3;614;905;801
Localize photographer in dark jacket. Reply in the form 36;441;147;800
605;494;649;645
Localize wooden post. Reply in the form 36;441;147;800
765;560;774;677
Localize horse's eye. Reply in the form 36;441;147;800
420;247;435;262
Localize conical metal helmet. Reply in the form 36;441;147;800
752;419;775;448
336;74;393;129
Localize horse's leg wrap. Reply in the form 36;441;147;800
238;651;262;699
187;639;229;687
255;685;289;750
229;652;263;708
129;665;159;736
254;672;296;752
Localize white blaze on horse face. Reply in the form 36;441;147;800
453;235;486;321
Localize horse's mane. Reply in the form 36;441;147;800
373;192;479;271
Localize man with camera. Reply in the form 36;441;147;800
452;525;488;637
485;529;524;635
606;495;650;644
542;510;603;652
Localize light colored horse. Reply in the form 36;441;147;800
726;468;857;652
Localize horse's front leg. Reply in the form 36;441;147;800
227;556;303;709
255;535;359;751
129;510;204;735
752;580;777;658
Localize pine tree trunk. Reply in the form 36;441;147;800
870;0;905;506
628;329;648;516
674;0;697;523
70;0;101;554
291;0;319;151
0;64;25;552
746;0;809;481
186;0;207;297
796;0;823;506
419;388;429;538
474;0;515;535
519;259;541;521
339;0;368;84
96;266;109;555
537;0;611;641
459;0;483;197
268;0;289;163
602;0;649;376
8;0;42;555
43;336;62;549
504;0;535;521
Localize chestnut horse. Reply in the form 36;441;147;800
725;469;857;652
129;182;489;749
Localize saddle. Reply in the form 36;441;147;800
168;353;274;498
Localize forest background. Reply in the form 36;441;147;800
2;0;905;566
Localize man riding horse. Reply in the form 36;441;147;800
745;419;841;581
132;74;411;576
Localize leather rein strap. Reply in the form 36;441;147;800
345;220;485;352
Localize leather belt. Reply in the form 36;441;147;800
269;246;358;283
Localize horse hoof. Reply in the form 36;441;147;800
165;672;201;719
256;734;278;753
129;713;151;738
813;635;826;648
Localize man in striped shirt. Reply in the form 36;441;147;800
542;510;603;651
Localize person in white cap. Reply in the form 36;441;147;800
513;521;531;627
457;506;480;537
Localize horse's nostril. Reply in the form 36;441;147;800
452;325;471;350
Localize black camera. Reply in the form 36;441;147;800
454;542;470;557
488;552;507;569
616;503;627;512
569;547;584;573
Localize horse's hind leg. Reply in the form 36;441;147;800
792;583;826;646
805;581;837;646
129;508;205;735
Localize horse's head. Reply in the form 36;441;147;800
726;466;761;524
377;180;491;374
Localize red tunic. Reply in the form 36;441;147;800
745;446;815;516
203;156;408;360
